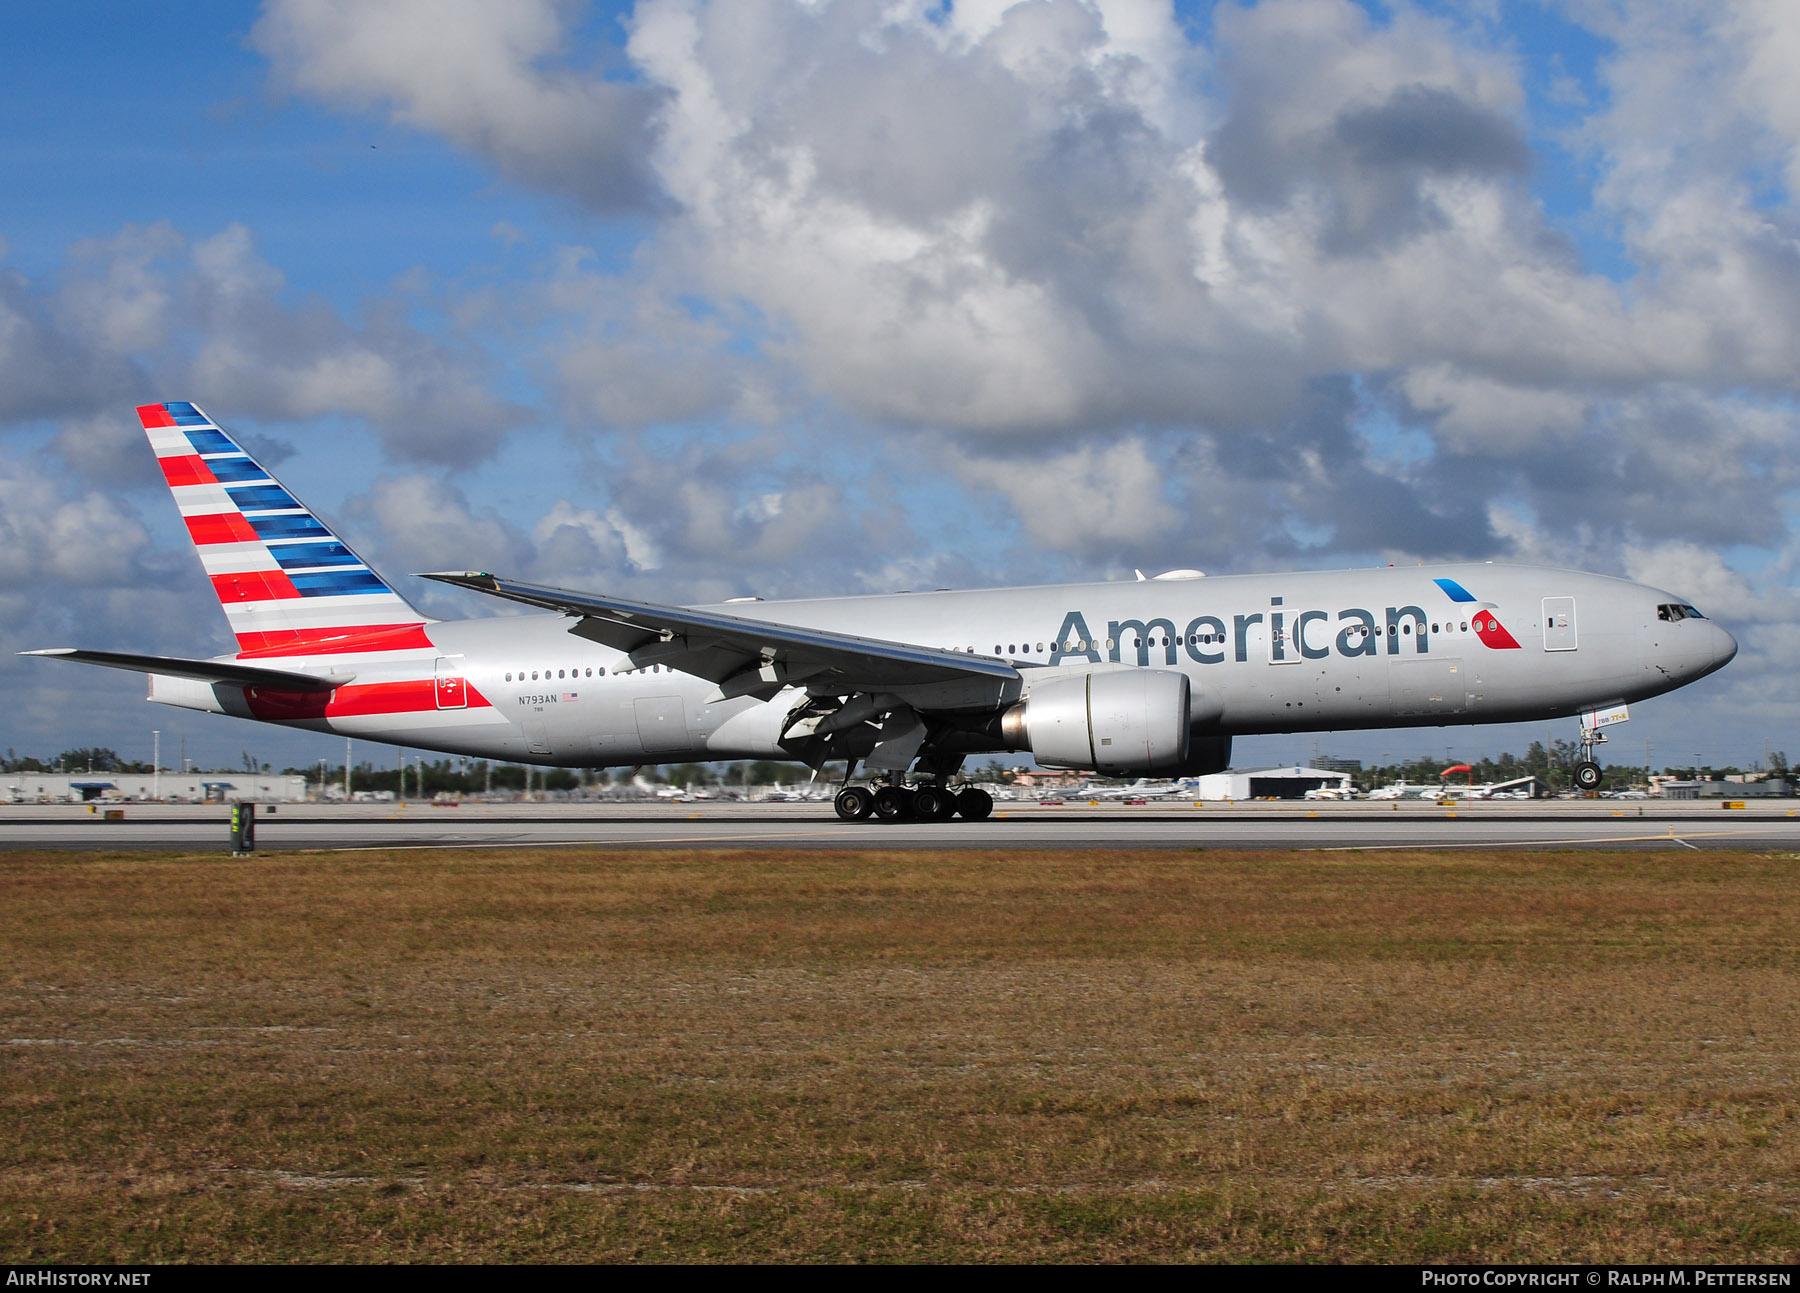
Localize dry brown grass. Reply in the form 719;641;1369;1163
1;846;1797;1262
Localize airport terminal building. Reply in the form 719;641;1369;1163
5;773;309;804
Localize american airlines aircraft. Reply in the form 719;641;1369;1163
25;403;1738;822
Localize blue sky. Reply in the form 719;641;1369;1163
2;0;1796;775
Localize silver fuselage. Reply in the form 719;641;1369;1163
150;561;1737;767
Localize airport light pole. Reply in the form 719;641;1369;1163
152;730;159;802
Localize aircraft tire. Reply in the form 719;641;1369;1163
955;788;994;820
913;786;957;821
872;785;914;821
1573;760;1603;792
835;785;874;821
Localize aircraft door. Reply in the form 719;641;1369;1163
634;695;693;755
1266;606;1299;664
434;657;468;708
1542;598;1577;651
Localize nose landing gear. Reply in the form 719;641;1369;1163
1573;723;1606;793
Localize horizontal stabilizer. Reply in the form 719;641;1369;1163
21;648;352;692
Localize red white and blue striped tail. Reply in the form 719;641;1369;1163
139;401;433;657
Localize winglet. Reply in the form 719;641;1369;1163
417;571;500;592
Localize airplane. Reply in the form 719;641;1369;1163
1366;782;1433;800
1434;768;1543;800
1090;776;1193;800
23;403;1739;823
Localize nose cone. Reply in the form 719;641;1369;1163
1711;623;1739;672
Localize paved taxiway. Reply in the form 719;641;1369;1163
5;798;1799;851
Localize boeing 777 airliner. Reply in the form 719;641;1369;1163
25;403;1738;821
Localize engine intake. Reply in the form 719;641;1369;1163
1002;668;1192;773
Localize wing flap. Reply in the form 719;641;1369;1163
22;648;352;692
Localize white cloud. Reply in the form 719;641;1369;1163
253;0;665;211
1399;365;1591;454
0;456;151;590
341;474;532;589
532;499;655;573
951;436;1177;551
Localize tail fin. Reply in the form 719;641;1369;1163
139;401;432;656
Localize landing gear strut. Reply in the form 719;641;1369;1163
1573;723;1606;793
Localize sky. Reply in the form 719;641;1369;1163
1;0;1795;776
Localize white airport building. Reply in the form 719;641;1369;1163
5;773;310;804
1191;765;1355;801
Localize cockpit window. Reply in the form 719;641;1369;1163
1657;603;1708;621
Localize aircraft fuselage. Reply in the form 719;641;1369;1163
149;561;1736;768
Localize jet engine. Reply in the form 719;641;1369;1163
1001;668;1192;773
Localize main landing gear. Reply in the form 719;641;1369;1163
833;780;994;823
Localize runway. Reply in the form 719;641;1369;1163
5;798;1799;851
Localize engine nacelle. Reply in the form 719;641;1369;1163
1004;668;1191;773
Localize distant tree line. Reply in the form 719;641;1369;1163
2;748;153;774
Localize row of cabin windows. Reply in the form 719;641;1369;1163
506;667;604;682
505;663;686;682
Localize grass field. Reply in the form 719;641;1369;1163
2;846;1797;1263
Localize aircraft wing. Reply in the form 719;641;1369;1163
420;571;1020;700
20;649;351;692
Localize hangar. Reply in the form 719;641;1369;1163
1192;765;1354;801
